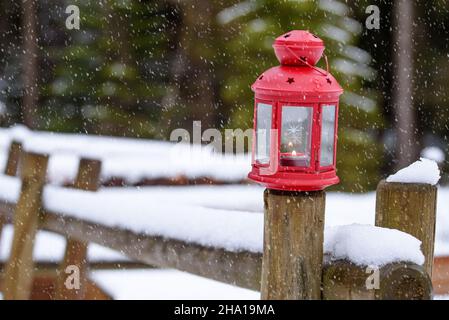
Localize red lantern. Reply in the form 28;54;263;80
248;30;344;191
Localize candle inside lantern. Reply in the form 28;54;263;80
280;149;310;167
278;106;312;167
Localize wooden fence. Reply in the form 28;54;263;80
0;140;437;300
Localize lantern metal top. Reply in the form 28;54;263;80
252;30;343;100
273;30;324;66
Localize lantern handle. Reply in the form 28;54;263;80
286;46;329;76
324;53;329;75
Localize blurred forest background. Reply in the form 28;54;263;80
0;0;448;191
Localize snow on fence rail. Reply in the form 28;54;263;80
0;135;438;300
0;125;251;186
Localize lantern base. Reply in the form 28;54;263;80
248;169;339;191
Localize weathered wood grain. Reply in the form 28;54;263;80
261;189;325;300
375;180;437;276
4;141;22;177
322;258;375;300
55;158;102;300
322;259;432;300
3;152;48;300
0;141;22;248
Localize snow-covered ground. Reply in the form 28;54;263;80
91;269;259;300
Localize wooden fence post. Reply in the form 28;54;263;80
4;141;23;177
0;215;5;251
0;141;23;272
261;189;325;300
3;151;48;300
375;180;437;276
322;260;432;300
55;158;101;300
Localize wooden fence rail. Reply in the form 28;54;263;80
55;158;102;300
4;141;22;177
0;140;22;266
0;144;438;300
322;259;431;300
0;201;262;291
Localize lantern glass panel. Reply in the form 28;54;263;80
280;106;313;167
255;103;272;165
320;105;336;167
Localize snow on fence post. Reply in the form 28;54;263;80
4;141;22;177
55;158;102;300
261;189;325;300
375;180;437;277
322;260;432;300
3;151;48;300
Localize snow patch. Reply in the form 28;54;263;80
0;174;21;202
43;185;265;253
91;269;259;300
386;158;440;185
421;146;445;163
324;224;425;266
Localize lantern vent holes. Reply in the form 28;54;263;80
300;56;307;62
287;77;295;84
312;34;318;38
284;33;291;38
259;75;264;80
326;78;332;84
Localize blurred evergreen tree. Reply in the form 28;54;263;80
0;1;26;125
40;0;178;137
414;1;449;153
349;0;449;177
